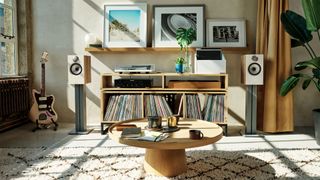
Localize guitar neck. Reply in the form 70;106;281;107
40;63;45;97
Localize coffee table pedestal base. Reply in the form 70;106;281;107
144;149;187;177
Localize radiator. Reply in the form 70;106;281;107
0;77;30;131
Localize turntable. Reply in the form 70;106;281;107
114;64;155;73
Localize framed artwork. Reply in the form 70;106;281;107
153;5;205;47
206;19;246;47
103;3;147;48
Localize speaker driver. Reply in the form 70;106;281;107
248;63;261;76
70;63;83;75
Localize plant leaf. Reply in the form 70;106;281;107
313;69;320;79
291;39;303;48
301;0;320;31
302;79;312;89
295;57;320;70
280;75;300;96
313;79;320;92
281;10;313;43
176;27;196;49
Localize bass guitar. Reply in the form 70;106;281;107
29;52;58;131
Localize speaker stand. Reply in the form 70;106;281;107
245;85;263;137
69;84;93;135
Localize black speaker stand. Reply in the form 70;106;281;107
69;84;93;135
245;85;264;137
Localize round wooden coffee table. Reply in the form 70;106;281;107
108;118;223;177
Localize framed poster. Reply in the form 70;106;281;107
206;19;246;47
153;5;205;47
103;3;147;48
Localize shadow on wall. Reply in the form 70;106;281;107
32;0;76;122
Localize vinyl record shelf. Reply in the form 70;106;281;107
100;73;229;134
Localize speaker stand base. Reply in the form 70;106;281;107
69;128;94;135
244;133;264;137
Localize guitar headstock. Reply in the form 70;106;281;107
40;51;49;63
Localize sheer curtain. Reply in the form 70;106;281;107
256;0;294;132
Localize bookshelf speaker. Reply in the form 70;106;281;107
68;55;91;84
241;54;264;85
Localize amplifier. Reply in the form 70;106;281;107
114;79;153;88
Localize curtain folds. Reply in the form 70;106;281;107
256;0;294;133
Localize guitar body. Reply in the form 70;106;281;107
29;89;58;125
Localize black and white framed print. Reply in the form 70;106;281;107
103;3;147;48
206;19;246;47
153;5;205;47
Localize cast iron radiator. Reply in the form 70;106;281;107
0;77;30;131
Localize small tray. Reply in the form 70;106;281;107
144;126;163;131
162;126;180;133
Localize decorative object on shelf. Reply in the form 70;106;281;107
175;57;184;73
279;0;320;144
206;19;246;47
103;3;147;48
176;27;196;72
153;4;205;47
84;33;102;48
194;48;227;74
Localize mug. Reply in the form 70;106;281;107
148;116;162;129
167;116;178;128
189;130;204;140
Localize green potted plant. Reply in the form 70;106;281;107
175;57;184;73
279;0;320;144
175;27;196;73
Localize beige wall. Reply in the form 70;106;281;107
31;0;257;125
289;0;320;126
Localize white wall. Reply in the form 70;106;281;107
32;0;257;125
289;0;320;126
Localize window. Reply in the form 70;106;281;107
0;0;17;76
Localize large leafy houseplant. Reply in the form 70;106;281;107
280;0;320;96
175;27;196;73
280;0;320;145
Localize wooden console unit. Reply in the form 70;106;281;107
100;73;228;134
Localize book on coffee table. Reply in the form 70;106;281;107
121;127;142;138
138;130;169;142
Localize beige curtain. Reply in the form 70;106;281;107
256;0;294;132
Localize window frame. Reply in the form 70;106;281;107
0;0;18;76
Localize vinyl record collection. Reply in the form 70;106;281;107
144;94;173;117
104;94;143;121
104;93;224;122
186;94;224;122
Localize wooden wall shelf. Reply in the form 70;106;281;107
85;47;250;54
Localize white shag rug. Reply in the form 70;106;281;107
0;146;320;180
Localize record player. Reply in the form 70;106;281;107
114;64;155;73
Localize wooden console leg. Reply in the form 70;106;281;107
144;149;187;177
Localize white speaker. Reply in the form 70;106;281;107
68;55;91;84
241;54;264;85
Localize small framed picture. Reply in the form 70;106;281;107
206;19;246;47
153;5;205;47
103;3;147;48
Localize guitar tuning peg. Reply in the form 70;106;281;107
41;51;49;62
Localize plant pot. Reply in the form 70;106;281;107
313;109;320;145
175;64;184;73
